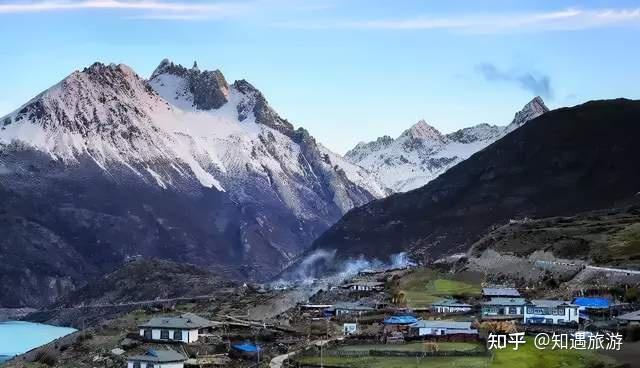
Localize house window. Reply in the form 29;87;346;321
534;308;543;314
133;362;141;368
509;307;517;315
160;330;170;340
527;307;534;313
146;364;154;368
173;330;183;341
558;319;564;324
143;329;152;340
545;319;553;324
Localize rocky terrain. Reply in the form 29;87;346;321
308;99;640;271
470;201;640;267
0;60;386;308
345;97;549;192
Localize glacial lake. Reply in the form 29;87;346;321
0;321;76;362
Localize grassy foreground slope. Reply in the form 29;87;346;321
392;268;482;308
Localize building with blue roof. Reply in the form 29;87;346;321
383;315;418;325
572;297;611;311
230;342;262;360
231;343;262;353
383;315;418;335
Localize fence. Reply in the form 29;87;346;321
299;345;489;358
289;348;490;368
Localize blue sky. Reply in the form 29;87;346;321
1;0;639;153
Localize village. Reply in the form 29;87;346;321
8;262;640;368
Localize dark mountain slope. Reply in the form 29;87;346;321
311;99;640;262
53;258;235;308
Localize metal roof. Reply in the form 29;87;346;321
300;304;333;309
572;297;611;309
482;297;526;306
128;350;186;363
383;315;418;325
527;300;577;308
343;281;384;287
482;287;521;297
431;299;472;307
139;313;213;329
410;320;474;330
232;343;262;353
333;302;375;311
617;310;640;322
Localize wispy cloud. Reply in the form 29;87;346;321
275;7;640;33
476;63;553;99
0;0;252;19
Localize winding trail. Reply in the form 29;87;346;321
270;339;337;368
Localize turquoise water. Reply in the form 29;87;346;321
0;321;76;361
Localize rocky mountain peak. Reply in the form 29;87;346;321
4;61;157;141
232;79;295;136
446;123;503;144
509;96;549;129
78;62;144;89
150;58;188;79
149;59;229;110
344;135;395;162
400;120;443;141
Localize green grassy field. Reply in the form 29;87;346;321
490;337;615;368
296;338;616;368
295;355;489;368
335;342;482;352
395;268;482;308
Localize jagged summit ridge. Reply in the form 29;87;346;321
1;58;386;201
400;120;444;141
149;59;229;110
507;96;549;130
345;97;548;192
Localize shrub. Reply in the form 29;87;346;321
625;288;639;303
76;332;94;342
34;350;58;366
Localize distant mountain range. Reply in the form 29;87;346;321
310;98;640;268
0;60;385;307
345;97;549;192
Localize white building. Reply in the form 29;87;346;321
431;299;473;314
409;320;478;336
332;302;375;316
343;323;358;335
127;349;186;368
138;313;214;343
342;281;385;292
523;300;580;325
481;298;526;320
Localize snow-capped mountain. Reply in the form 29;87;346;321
345;97;549;192
0;60;385;307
